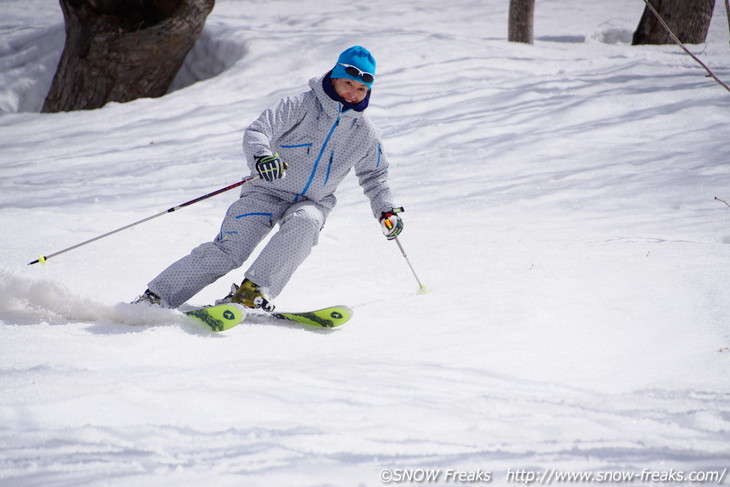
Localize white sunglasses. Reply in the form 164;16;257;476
338;63;375;83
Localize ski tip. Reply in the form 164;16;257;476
310;305;353;327
185;303;246;332
273;305;353;328
335;306;353;324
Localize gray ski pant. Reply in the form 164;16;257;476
148;189;331;308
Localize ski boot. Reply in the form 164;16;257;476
132;289;168;307
217;279;275;312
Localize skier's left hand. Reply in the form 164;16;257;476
379;207;404;240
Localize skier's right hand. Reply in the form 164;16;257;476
255;154;287;182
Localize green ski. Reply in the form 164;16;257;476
182;304;351;331
184;303;246;332
270;305;353;328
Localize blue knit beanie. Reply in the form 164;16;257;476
331;46;376;88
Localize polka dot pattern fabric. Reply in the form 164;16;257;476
146;72;395;308
243;74;394;218
148;191;330;308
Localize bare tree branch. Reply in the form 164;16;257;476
641;0;730;94
715;196;730;208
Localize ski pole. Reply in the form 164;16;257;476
28;175;260;265
394;237;429;294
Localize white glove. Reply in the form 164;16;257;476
379;207;404;240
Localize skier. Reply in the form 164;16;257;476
134;46;404;311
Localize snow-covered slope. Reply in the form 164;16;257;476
1;1;729;485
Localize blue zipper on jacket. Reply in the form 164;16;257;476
295;110;341;202
281;143;312;154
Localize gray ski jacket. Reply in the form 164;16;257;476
242;74;395;218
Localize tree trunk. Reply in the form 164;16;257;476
42;0;214;113
632;0;715;45
508;0;535;44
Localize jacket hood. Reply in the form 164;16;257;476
309;74;368;121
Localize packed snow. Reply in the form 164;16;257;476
1;0;729;485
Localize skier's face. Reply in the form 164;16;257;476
332;78;369;104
